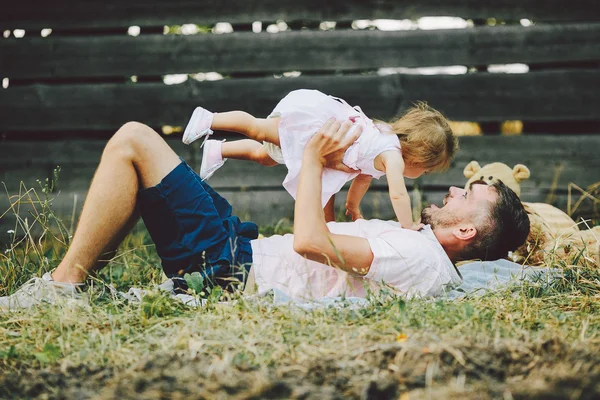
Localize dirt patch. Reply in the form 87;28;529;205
1;338;599;399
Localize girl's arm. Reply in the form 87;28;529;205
377;151;420;230
345;174;372;220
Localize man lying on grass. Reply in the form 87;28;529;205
1;119;529;310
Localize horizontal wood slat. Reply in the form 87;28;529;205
2;135;597;235
0;187;585;243
2;0;599;30
0;188;580;243
2;24;600;79
1;135;599;194
0;189;417;240
194;135;600;192
1;70;599;132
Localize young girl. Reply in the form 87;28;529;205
182;89;457;229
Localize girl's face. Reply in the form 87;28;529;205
404;164;428;179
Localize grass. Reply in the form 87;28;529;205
1;185;599;399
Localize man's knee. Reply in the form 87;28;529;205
106;122;158;157
115;121;157;141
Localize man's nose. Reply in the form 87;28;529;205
449;186;466;197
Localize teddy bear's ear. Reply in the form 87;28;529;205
513;164;530;182
463;161;481;179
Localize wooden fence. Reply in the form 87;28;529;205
1;0;600;241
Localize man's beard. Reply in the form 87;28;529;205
421;206;461;229
420;207;434;226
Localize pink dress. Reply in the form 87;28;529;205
269;89;401;206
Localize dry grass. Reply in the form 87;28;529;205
513;181;600;268
1;182;599;399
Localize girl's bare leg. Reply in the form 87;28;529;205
221;139;278;167
324;195;336;222
212;112;281;146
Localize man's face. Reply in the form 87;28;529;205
421;181;497;229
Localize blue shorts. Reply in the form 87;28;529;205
138;159;257;291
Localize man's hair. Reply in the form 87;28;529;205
457;180;530;261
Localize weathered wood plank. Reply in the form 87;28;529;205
0;188;402;243
398;70;600;122
0;166;52;193
0;74;399;131
1;135;598;197
199;135;600;193
2;133;596;240
0;185;582;244
1;0;599;30
1;70;599;132
426;135;600;191
3;24;600;79
0;140;194;168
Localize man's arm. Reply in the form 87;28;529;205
293;119;374;276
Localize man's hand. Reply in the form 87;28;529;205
294;117;374;275
304;118;363;173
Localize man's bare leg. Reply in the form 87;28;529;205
51;122;181;284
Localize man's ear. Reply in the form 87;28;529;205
453;225;477;241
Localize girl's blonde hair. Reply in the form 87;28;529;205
382;102;457;172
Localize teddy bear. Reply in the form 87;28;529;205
463;161;531;197
463;161;599;266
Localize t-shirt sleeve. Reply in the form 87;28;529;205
364;235;447;297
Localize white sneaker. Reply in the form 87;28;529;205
0;272;84;311
182;107;215;145
200;139;227;180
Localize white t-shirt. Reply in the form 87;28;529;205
251;220;463;300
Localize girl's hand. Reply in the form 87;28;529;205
345;207;364;221
407;222;425;231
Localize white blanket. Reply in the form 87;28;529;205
119;259;550;309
